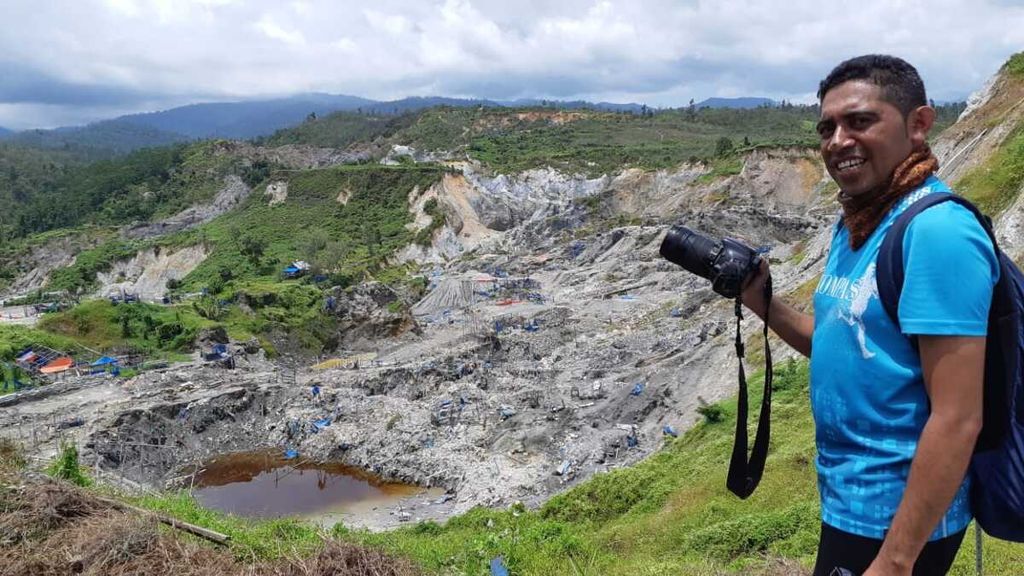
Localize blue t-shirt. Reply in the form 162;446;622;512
810;175;999;539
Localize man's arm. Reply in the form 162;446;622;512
865;335;985;576
740;261;814;357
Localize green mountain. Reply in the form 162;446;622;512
6;119;189;158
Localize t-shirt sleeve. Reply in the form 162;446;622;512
897;202;1000;336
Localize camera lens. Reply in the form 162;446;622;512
659;225;720;281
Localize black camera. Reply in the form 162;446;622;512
659;225;762;299
660;225;774;500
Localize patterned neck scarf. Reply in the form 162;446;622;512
838;146;939;250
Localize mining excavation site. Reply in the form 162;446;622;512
0;162;830;528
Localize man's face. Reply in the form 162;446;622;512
817;80;915;197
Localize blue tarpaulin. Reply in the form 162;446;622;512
312;418;332;432
663;425;678;438
284;449;299;459
631;382;645;396
490;557;509;576
91;356;117;366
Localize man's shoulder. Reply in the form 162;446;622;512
896;175;952;211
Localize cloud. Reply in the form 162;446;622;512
255;14;306;45
0;0;1021;128
0;62;166;106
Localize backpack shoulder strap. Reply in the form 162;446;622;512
877;194;998;328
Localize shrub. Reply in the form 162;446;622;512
47;442;92;487
697;401;725;424
0;438;26;470
685;502;818;561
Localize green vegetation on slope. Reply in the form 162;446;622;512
20;164;445;357
1005;51;1024;77
9;140;241;239
0;324;83;361
176;163;445;291
958;126;1024;216
37;300;212;354
0;144;85;241
263;111;418;149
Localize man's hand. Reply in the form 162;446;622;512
740;259;771;319
739;259;814;357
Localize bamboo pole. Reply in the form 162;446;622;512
94;496;231;545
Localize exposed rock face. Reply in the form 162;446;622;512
1;232;104;299
932;65;1024;259
326;282;418;350
934;66;1024;185
214;141;370;169
95;245;209;301
265;181;288;205
466;167;610;231
125;176;252;240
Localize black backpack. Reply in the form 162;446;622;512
877;193;1024;542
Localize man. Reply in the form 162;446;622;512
741;55;999;575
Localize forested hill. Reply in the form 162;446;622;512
0;98;967;244
5;120;189;158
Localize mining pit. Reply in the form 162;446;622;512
0;214;825;530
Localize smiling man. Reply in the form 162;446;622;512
740;55;999;575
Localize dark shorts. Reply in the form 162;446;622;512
813;522;966;576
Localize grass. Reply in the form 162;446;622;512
1006;52;1024;77
957;126;1024;216
466;108;819;177
132;491;325;560
0;324;83;360
46;442;92;487
37;299;214;354
696;155;744;185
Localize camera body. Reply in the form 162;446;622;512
659;225;761;299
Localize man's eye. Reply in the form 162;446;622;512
850;116;872;129
817;125;834;139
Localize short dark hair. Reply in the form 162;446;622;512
817;54;927;117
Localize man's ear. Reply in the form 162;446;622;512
907;105;936;148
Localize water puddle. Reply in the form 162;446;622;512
190;450;434;520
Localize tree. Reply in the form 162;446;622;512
302;228;330;263
715;137;734;157
239;235;266;267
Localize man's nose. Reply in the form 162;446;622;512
826;125;853;152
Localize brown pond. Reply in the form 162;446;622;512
190;450;429;519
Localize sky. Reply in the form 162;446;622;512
1;0;1022;130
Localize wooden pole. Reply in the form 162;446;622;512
94;495;231;545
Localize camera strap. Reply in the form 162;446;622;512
726;275;773;499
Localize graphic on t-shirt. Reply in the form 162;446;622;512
839;263;878;359
817;263;879;360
